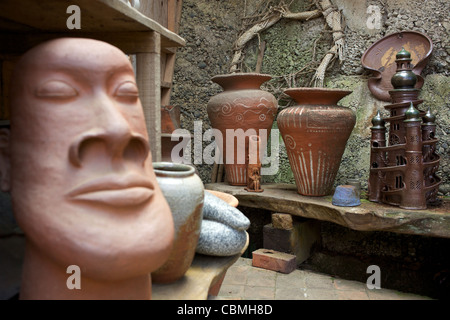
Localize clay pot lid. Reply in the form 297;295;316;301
205;190;239;208
211;72;272;90
361;31;433;102
284;87;352;105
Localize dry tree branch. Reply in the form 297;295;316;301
230;13;283;72
229;0;322;72
283;9;321;20
311;45;337;87
311;0;345;87
315;0;345;61
229;0;345;89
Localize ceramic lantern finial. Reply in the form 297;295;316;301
423;107;436;124
371;111;386;129
391;48;417;89
404;102;421;122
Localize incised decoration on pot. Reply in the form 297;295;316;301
277;88;356;196
207;73;277;186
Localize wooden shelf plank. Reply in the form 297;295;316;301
205;183;450;239
0;0;185;48
0;31;160;56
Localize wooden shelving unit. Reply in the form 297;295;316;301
134;0;183;107
0;0;186;161
135;0;185;161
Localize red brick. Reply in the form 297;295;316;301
252;249;297;274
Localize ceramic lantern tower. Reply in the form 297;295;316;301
368;48;441;209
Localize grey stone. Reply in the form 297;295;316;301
196;220;248;256
203;191;250;231
196;192;250;256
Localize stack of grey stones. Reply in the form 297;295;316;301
196;192;250;256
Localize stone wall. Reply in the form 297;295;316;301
171;0;449;196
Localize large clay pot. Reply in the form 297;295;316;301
207;73;277;185
277;88;355;196
151;162;204;283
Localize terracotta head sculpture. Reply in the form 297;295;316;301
0;38;174;299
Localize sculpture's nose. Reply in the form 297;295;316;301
68;93;149;168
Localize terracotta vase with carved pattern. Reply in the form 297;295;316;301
277;88;355;196
207;73;277;185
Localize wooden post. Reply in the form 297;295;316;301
136;31;162;162
167;0;183;33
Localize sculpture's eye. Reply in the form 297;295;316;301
35;80;78;98
114;81;139;102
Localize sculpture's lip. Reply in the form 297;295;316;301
67;174;155;207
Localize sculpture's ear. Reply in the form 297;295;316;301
0;128;11;192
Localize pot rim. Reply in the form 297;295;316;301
284;87;352;105
211;72;272;90
153;162;195;177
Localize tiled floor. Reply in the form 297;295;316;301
1;235;433;300
211;258;432;300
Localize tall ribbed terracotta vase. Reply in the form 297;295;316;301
277;88;355;196
207;73;277;185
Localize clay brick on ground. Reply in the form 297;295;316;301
252;249;297;274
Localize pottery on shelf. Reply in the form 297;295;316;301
161;105;180;134
361;31;433;102
160;105;192;162
347;178;362;199
151;162;204;284
207;73;278;185
245;135;264;192
196;191;250;257
277;88;356;196
332;185;361;207
368;48;441;210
